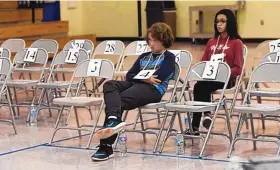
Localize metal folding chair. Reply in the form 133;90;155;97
228;62;280;157
1;39;25;53
33;49;90;121
0;57;17;134
7;48;49;118
161;61;232;158
48;59;115;147
116;62;182;150
90;40;125;96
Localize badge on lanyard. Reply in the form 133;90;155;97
202;36;229;80
133;51;165;80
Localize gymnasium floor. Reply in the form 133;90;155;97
0;41;278;170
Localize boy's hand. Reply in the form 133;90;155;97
142;75;161;85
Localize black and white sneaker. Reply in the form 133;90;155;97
202;115;212;130
184;127;200;136
96;118;126;140
91;144;114;161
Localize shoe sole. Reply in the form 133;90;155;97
96;122;126;139
202;118;212;130
91;154;114;161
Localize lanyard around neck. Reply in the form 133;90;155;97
212;35;230;55
143;51;166;70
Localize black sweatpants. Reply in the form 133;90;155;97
191;80;233;129
100;80;162;145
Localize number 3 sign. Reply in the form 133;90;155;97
202;53;224;80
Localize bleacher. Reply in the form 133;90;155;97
0;2;96;55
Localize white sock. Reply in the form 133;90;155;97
108;116;117;120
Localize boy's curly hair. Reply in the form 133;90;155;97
145;22;174;48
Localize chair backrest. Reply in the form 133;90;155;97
0;48;11;59
117;41;151;71
63;39;94;58
188;61;230;83
13;48;48;65
73;59;115;79
250;62;280;83
30;39;58;57
92;40;125;69
0;57;12;77
169;50;193;68
1;39;25;53
0;58;12;94
259;52;277;64
123;40;151;56
52;49;89;66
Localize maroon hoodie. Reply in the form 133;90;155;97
201;36;244;83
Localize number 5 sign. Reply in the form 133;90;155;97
87;59;102;77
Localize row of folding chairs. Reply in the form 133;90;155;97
5;38;279;160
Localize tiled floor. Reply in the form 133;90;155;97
0;41;279;170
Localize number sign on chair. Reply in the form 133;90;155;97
136;41;148;55
104;41;116;54
65;48;79;64
87;59;102;76
23;48;38;62
269;39;280;52
202;53;225;80
169;50;181;63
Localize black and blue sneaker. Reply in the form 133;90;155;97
91;144;113;161
96;118;126;139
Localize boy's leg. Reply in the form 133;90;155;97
91;80;133;161
99;82;162;140
91;83;161;161
103;80;134;120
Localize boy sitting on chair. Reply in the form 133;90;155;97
91;22;176;161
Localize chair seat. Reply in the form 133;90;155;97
36;81;78;88
53;67;75;73
53;97;103;106
140;101;168;109
114;71;127;77
166;84;184;92
234;104;280;114
165;101;218;112
249;88;280;97
212;87;237;94
6;80;38;87
189;87;237;95
13;67;43;73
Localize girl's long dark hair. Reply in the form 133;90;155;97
214;9;243;41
